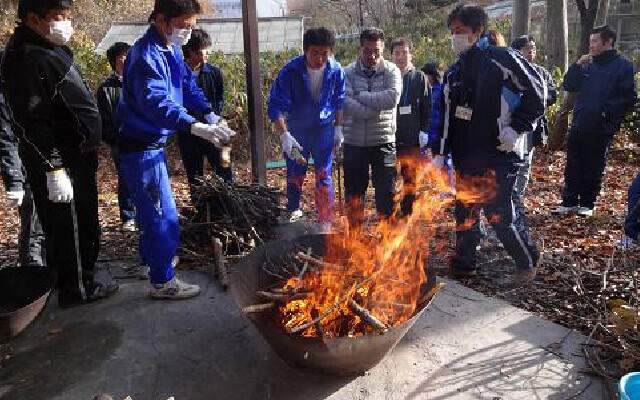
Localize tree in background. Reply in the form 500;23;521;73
575;0;600;57
512;0;531;38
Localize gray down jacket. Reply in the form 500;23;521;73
343;59;402;147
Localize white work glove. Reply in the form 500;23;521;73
46;169;73;203
497;126;526;157
191;122;236;148
432;155;445;169
419;131;429;149
204;112;221;125
6;190;25;207
333;126;344;148
280;131;303;158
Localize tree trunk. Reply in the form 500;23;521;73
512;0;531;38
546;0;568;71
595;0;610;25
576;0;600;57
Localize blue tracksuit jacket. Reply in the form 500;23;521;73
434;38;545;170
267;55;346;130
117;26;211;148
563;50;636;136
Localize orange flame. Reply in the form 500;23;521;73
277;155;497;338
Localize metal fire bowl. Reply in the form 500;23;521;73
229;234;437;376
0;266;52;342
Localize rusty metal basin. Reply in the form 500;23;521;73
0;266;51;342
229;234;437;376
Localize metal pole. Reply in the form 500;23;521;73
358;0;364;28
242;0;267;184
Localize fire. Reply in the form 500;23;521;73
276;156;497;338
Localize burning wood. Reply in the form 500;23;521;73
257;291;309;302
348;300;388;332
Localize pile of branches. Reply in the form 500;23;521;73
180;175;284;260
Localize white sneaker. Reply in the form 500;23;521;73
278;209;303;225
121;220;137;232
576;207;594;217
316;222;332;234
618;235;638;251
551;205;576;215
150;276;201;300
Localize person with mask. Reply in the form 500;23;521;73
179;28;232;203
0;52;45;269
390;37;431;216
343;28;402;227
97;42;137;232
552;25;636;218
268;27;345;233
117;0;236;299
432;4;544;285
1;0;118;307
511;35;557;199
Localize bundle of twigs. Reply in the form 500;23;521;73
180;174;284;259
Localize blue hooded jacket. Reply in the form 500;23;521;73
117;26;211;147
267;55;346;130
563;50;636;136
427;81;442;145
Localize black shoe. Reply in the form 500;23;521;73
59;282;119;309
450;268;477;279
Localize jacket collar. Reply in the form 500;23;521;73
145;25;173;53
593;49;618;66
13;24;73;58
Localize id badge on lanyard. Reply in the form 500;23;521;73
455;89;473;121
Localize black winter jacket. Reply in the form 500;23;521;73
96;73;122;147
434;37;545;169
395;67;431;148
563;50;636;136
0;56;24;192
0;25;101;171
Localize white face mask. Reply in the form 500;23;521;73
167;28;192;47
451;34;473;54
47;19;74;46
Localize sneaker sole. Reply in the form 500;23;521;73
149;291;201;300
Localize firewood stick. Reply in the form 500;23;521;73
296;247;313;285
418;283;445;305
257;291;309;301
213;238;229;290
296;252;348;271
348;300;388;332
243;303;275;313
311;308;324;338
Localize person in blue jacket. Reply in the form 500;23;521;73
422;62;454;193
117;0;235;299
267;27;346;233
432;4;545;286
552;25;636;218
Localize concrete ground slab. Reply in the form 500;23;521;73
0;267;603;400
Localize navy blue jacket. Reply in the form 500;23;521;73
428;81;442;145
563;50;636;136
267;55;345;131
434;38;545;169
117;26;210;149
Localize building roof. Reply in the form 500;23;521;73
95;16;304;55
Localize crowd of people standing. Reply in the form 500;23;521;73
0;0;637;308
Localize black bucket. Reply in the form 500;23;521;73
229;234;437;376
0;266;52;342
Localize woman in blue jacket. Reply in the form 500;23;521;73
117;0;235;299
267;27;346;233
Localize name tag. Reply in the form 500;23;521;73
399;105;412;115
455;106;473;121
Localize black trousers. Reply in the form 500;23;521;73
344;143;397;225
562;128;612;209
178;132;233;203
452;165;538;272
397;146;420;215
17;184;45;267
21;147;100;303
